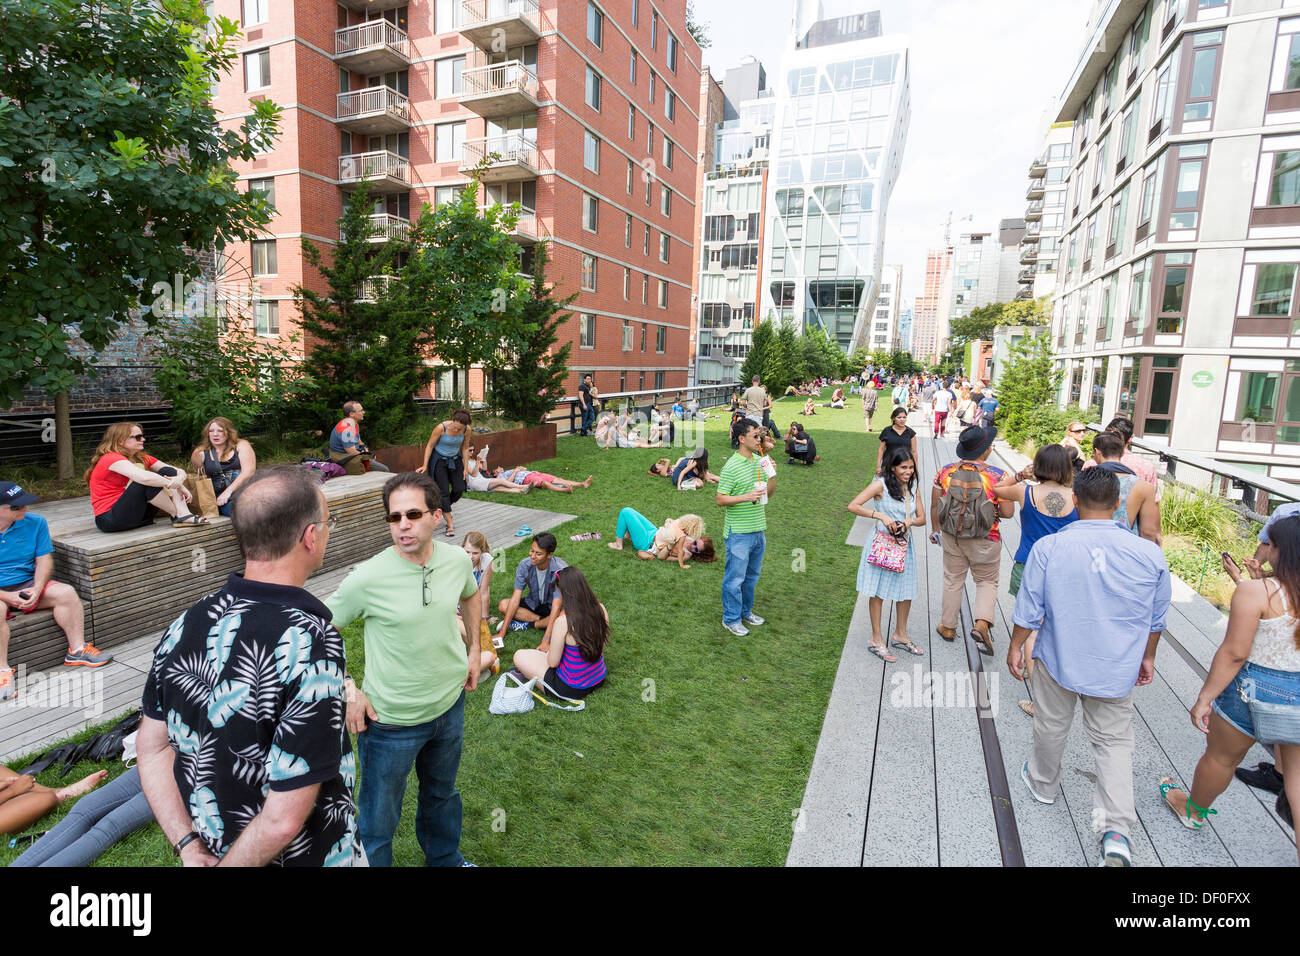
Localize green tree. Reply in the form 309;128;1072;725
403;175;530;403
997;331;1062;447
763;316;807;394
949;297;1051;348
741;316;775;386
489;242;573;424
849;346;873;370
686;0;711;49
297;186;420;441
0;0;279;478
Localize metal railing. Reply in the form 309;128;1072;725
462;60;538;99
341;213;411;242
334;19;409;59
461;134;538;171
357;275;398;301
460;0;540;30
545;384;742;437
338;149;409;184
337;86;410;123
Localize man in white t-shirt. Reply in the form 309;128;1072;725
933;382;955;438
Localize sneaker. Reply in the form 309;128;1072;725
0;667;15;702
1278;791;1293;828
459;859;478;867
1021;760;1055;805
64;643;113;667
1235;761;1285;795
722;620;750;637
508;620;532;632
1099;830;1132;867
742;613;765;626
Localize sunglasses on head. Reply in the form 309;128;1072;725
385;509;433;523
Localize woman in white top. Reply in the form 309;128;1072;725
1160;515;1300;858
463;444;531;495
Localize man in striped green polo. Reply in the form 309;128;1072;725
716;418;775;636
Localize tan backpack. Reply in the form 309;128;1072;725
936;462;997;539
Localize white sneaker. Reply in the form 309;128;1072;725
742;613;765;626
1022;760;1055;805
722;620;750;637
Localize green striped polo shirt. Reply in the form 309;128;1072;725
719;453;766;539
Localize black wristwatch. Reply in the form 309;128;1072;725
173;832;201;857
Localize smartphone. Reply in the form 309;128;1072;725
1222;552;1238;567
18;591;31;601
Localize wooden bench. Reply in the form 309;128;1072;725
11;473;393;667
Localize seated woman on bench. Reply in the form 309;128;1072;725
87;422;206;531
190;416;256;517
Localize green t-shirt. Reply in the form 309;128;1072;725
718;453;766;539
326;544;479;726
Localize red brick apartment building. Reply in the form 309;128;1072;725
215;0;702;401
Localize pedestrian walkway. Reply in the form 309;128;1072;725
0;497;575;764
789;411;1297;867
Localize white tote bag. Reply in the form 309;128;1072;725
489;671;536;715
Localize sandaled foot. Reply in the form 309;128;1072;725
55;769;108;802
1160;776;1213;830
888;633;924;656
867;638;896;663
171;514;207;527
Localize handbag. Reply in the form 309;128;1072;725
489;671;536;714
183;474;220;518
865;496;913;573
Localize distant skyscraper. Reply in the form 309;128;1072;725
870;264;901;350
913;246;952;363
758;5;911;353
896;306;913;354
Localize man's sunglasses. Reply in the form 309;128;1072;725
385;509;433;524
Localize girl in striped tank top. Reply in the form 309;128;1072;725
512;566;608;699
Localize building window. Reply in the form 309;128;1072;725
1271;22;1300;92
640;323;647;352
1106;183;1129;259
1169;142;1208;230
626;159;635;195
1144;356;1179;436
659;233;669;263
1083;214;1098;270
666;33;678;73
586;66;602;111
632;0;639;27
645;172;652;206
1127;255;1152;336
647;122;654;157
1092;133;1108;195
630;50;637;85
254;299;279;336
1251;263;1298;316
625;213;632;248
1116;95;1141;173
584;130;600;173
581;254;596;291
242;0;269;25
1236;372;1280;423
644;224;651;255
248;177;275;211
656;325;666;352
582;193;598;233
435;0;460;33
660;187;671;218
1183;30;1223;123
655;370;665;390
434;184;466;207
1150;49;1180;141
662;139;673;170
622;320;633;351
1156;252;1193;333
435;121;465;163
628;105;635;140
648;70;656;104
623;267;630;300
1269;150;1300;206
435;56;465;97
244;49;270;90
651;10;658;49
587;2;603;48
251;239;277;276
1136;162;1159;234
641;274;649;305
658;279;668;309
580;313;595;348
664;90;675;123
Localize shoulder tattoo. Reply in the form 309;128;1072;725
1042;491;1068;517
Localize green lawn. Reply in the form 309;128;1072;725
3;390;885;866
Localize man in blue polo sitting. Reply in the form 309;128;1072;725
0;481;111;700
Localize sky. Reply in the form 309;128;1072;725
694;0;1094;308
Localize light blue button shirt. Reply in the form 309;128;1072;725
1012;519;1171;699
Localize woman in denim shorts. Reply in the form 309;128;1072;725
1159;516;1300;859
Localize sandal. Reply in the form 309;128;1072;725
445;527;456;537
171;514;208;527
1160;776;1213;830
867;640;897;663
889;634;924;656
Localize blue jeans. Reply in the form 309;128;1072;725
722;531;765;626
356;692;466;867
580;404;595;435
11;767;152;867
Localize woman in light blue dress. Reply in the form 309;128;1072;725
848;445;926;662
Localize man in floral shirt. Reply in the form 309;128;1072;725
138;467;357;866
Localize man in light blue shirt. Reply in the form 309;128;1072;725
1009;467;1171;867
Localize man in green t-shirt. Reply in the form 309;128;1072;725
327;472;481;866
716;418;775;637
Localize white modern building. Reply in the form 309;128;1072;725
870;263;902;349
1051;0;1300;480
1018;123;1075;301
758;3;911;353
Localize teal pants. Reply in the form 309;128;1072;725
616;507;657;552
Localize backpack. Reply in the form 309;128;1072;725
936;462;997;539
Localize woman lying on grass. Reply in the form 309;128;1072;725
648;449;719;489
497;468;594;493
608;509;715;568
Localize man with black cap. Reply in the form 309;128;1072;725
0;481;111;701
930;425;1013;656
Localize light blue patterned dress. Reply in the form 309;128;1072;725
856;490;918;601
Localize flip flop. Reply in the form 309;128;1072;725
1160;776;1213;830
514;525;532;537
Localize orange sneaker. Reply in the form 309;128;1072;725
65;643;113;667
0;667;15;701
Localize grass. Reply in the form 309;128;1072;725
3;389;885;866
1159;487;1263;611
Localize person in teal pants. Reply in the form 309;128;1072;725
610;507;658;557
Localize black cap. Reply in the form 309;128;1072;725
0;482;40;508
956;425;997;461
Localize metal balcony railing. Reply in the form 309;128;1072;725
342;213;411;242
335;19;410;59
338;149;410;184
460;0;540;32
336;86;410;124
460;134;539;171
357;275;398;301
462;60;538;99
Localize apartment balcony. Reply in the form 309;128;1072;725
1024;200;1043;221
334;20;410;74
338;0;405;10
336;86;410;135
338;149;410;193
1018;269;1035;284
1019;244;1038;265
459;0;541;50
1015;287;1033;301
357;275;398;302
482;203;543;244
1028;154;1047;177
341;213;411;243
1026;178;1045;200
1024;220;1041;237
460;134;539;183
460;60;539;118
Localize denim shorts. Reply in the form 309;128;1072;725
1212;661;1300;746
